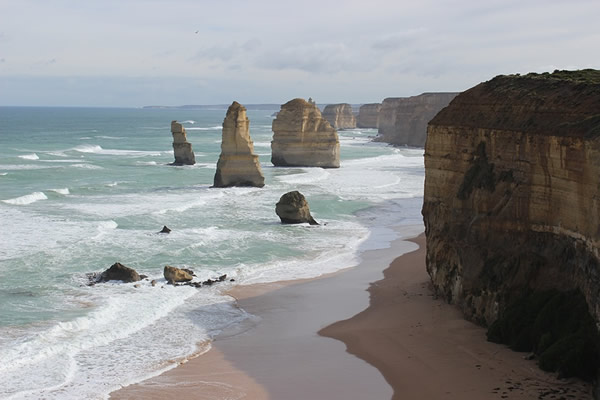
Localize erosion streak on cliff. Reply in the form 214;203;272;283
422;70;600;329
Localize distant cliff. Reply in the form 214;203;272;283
322;103;356;130
356;103;381;128
422;70;600;380
376;93;458;147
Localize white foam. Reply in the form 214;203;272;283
186;125;222;131
48;188;70;195
95;135;124;140
18;153;39;160
0;164;57;170
182;120;195;124
276;168;330;185
71;145;161;157
2;192;48;205
0;172;7;176
70;163;103;170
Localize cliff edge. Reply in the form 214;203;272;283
422;70;600;381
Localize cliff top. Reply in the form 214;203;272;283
430;69;600;137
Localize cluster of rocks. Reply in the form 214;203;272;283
90;262;231;288
90;189;317;288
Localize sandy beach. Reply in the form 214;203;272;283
111;232;592;399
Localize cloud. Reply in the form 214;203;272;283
257;42;371;74
371;28;428;51
188;39;262;64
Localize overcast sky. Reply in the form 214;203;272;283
1;0;598;107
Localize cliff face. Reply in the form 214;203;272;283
376;93;458;147
213;101;265;188
171;121;196;165
322;103;357;130
271;98;340;168
356;103;381;128
422;70;600;328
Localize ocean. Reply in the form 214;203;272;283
0;106;424;399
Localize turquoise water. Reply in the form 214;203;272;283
0;106;424;399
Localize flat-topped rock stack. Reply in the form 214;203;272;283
356;103;381;128
322;103;356;130
213;101;265;188
271;98;340;168
170;121;196;165
376;93;458;147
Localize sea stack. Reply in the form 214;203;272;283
376;93;458;147
213;101;265;188
275;191;318;225
422;69;600;380
170;121;196;165
271;98;340;168
356;103;381;128
322;103;357;130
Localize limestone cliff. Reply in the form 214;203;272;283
322;103;357;130
271;98;340;168
423;69;600;324
376;93;458;147
171;121;196;165
214;101;265;188
356;103;381;128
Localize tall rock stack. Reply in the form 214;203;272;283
170;121;196;165
271;98;340;168
213;101;265;188
322;103;357;130
422;70;600;379
376;92;458;147
356;103;381;128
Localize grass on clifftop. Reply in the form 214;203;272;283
504;69;600;84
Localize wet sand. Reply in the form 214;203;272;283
111;232;591;399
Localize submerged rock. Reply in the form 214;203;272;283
96;262;141;283
159;225;171;234
271;98;340;168
170;121;196;165
275;191;319;225
163;265;193;284
213;101;265;188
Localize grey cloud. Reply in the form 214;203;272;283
189;39;262;63
371;29;427;51
257;42;372;74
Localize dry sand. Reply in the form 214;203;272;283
111;233;592;399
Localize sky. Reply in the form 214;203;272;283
0;0;599;107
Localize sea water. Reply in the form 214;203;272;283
0;106;424;399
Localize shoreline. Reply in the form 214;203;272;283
111;231;592;399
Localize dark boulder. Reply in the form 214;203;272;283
97;262;141;283
275;191;319;225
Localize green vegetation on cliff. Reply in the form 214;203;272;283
430;69;600;137
487;289;600;381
